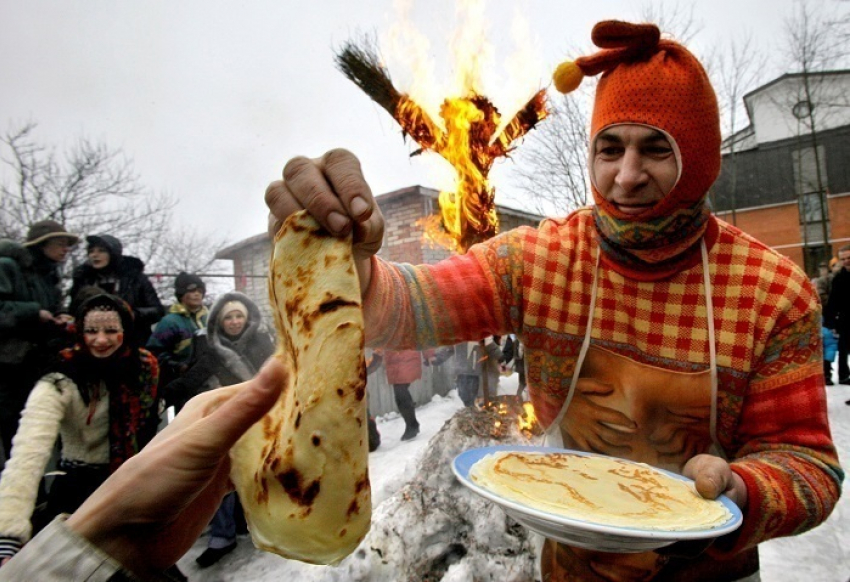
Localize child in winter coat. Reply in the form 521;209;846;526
823;322;838;386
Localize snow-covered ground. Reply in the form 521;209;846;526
176;373;850;582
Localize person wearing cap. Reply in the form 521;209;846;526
264;20;841;582
0;220;79;462
70;234;164;346
161;291;274;568
146;272;209;388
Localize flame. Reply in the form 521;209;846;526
396;90;546;253
382;0;548;254
517;401;537;433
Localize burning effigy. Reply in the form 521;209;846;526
335;38;547;254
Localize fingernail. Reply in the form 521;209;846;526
350;197;369;218
327;212;350;233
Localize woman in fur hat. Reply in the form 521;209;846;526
163;291;274;568
0;293;160;566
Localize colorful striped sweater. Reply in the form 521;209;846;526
363;208;842;568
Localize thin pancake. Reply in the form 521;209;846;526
471;451;731;530
230;211;371;565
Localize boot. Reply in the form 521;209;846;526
824;360;834;386
401;423;420;441
393;384;420;441
195;541;237;568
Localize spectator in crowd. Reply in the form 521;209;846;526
146;272;208;388
0;220;78;463
364;348;382;452
162;292;274;568
382;349;435;441
0;294;159;568
822;324;838;386
0;358;284;582
70;234;164;345
500;334;527;399
812;261;834;307
265;20;842;581
825;245;850;395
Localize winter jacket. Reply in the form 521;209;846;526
0;240;65;365
163;292;274;411
825;268;850;334
146;303;208;386
362;208;842;581
70;237;164;345
382;350;423;385
823;325;838;362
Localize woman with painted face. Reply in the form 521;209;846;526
0;293;160;566
163;291;274;568
70;234;165;345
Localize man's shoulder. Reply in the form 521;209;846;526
499;207;593;248
713;219;817;303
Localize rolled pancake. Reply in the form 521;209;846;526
230;210;370;564
470;451;731;531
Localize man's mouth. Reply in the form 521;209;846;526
613;202;656;215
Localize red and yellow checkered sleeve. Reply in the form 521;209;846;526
712;274;843;556
361;228;532;349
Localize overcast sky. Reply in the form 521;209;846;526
0;0;810;246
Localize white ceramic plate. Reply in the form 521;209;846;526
452;445;743;553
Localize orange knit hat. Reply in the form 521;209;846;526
553;20;720;221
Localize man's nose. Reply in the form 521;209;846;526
615;149;647;192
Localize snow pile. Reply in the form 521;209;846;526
333;406;543;581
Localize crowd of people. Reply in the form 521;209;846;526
814;246;850;402
0;221;281;577
0;17;844;582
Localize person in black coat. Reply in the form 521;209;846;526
163;291;275;567
825;244;850;389
70;234;164;346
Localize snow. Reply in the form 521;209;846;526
176;373;850;582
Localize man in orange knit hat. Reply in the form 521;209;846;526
265;21;842;582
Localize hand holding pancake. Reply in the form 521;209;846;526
682;454;748;509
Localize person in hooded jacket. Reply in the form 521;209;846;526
70;234;164;346
0;220;79;464
163;292;274;567
0;293;159;566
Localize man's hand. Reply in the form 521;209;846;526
65;359;285;579
265;149;384;293
681;453;748;509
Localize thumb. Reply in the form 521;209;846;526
194;357;286;452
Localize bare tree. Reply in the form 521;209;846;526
778;0;850;269
507;90;592;217
712;33;767;225
0;122;231;297
638;0;702;45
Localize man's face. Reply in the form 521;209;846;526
592;125;679;216
181;289;205;311
840;250;850;272
41;238;75;263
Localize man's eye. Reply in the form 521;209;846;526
597;146;623;157
645;146;673;157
